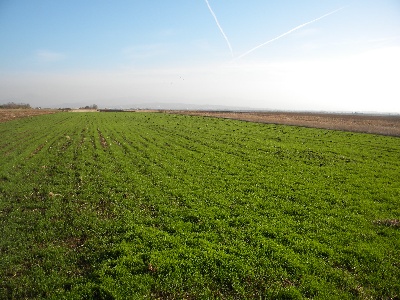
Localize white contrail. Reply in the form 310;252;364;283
205;0;234;57
233;6;347;61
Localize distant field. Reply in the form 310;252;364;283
1;112;399;299
168;110;400;137
3;108;399;137
0;109;58;122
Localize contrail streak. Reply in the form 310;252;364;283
234;6;347;61
205;0;234;57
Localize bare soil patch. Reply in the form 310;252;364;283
0;109;58;123
167;111;400;137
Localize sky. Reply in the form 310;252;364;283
0;0;399;112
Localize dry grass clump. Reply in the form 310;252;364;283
374;219;400;228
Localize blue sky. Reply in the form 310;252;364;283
0;0;399;112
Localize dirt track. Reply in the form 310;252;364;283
167;111;400;137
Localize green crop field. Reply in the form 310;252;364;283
1;112;399;299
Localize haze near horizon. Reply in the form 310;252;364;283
0;1;399;112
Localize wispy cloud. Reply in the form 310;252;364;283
204;0;234;57
36;50;66;62
233;6;347;61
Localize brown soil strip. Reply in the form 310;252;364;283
97;129;108;148
30;143;46;157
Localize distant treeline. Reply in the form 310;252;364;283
0;102;31;109
80;104;98;110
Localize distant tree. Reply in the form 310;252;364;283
0;102;31;109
